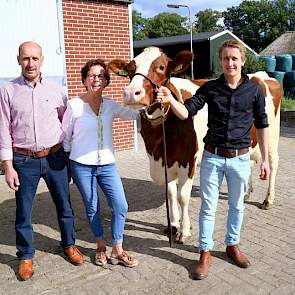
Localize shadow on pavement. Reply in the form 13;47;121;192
280;126;295;138
1;177;200;277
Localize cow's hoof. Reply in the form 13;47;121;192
175;233;191;244
163;226;178;236
261;200;274;210
244;194;251;201
244;190;253;201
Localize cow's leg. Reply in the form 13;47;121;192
175;172;193;244
167;180;180;235
262;151;279;210
149;158;180;235
244;159;254;201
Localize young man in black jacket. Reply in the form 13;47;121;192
157;40;270;280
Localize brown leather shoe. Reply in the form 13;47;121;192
64;246;84;265
18;259;33;281
194;251;212;280
226;245;250;268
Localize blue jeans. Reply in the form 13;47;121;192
198;150;251;251
13;148;76;259
70;161;128;244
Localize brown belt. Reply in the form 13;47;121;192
204;144;249;158
13;143;62;158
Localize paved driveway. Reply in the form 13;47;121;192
0;127;294;295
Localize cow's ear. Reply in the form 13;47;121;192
169;50;194;75
108;60;129;77
126;60;136;73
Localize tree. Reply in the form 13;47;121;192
223;0;295;52
268;0;294;40
289;0;295;29
243;54;266;74
144;13;189;38
132;10;147;40
223;0;273;52
194;9;223;32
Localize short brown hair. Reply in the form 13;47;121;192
218;40;246;62
81;59;110;86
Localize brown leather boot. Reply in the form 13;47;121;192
18;259;34;281
226;245;250;268
194;251;212;280
64;246;85;265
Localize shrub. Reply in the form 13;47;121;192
281;96;295;111
243;53;266;74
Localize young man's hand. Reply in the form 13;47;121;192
259;161;270;180
155;86;172;104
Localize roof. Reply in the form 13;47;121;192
134;31;218;48
133;30;257;55
260;31;295;55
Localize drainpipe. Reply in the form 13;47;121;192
128;3;139;151
56;0;68;96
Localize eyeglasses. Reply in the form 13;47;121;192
87;74;105;80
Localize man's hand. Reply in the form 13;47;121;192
5;165;20;191
155;86;173;104
156;86;189;120
259;161;270;180
64;152;72;183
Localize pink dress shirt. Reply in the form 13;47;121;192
0;76;67;160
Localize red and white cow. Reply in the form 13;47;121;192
246;72;281;209
108;47;282;243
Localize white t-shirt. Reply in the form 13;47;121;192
62;96;139;165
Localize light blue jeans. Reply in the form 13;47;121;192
198;150;251;251
70;161;128;244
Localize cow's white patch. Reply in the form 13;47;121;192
148;155;179;185
169;77;199;103
124;47;162;104
130;47;162;89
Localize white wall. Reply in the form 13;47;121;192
0;0;65;85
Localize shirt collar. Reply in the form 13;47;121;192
21;73;44;87
218;73;249;86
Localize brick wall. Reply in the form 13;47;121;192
62;0;134;151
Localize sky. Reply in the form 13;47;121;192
133;0;244;19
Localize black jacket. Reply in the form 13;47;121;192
184;74;269;149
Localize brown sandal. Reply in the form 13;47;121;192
95;247;108;267
110;251;138;268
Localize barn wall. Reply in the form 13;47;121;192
193;41;211;79
62;0;135;151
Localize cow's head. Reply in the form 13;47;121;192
108;46;193;109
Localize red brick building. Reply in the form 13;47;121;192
62;0;135;151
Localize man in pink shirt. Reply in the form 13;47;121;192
0;41;84;281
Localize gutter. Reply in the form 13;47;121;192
56;0;68;95
128;2;139;151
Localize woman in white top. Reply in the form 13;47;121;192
62;59;139;267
